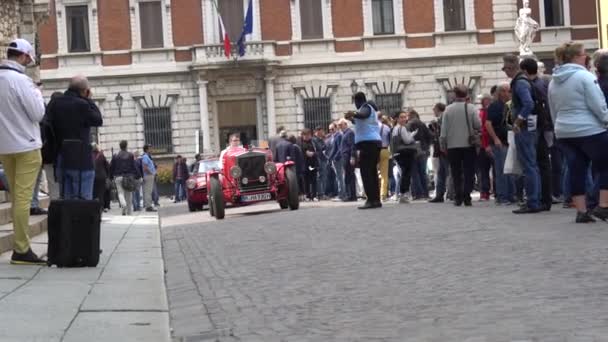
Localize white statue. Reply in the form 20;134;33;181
514;0;539;56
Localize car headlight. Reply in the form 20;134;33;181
259;176;266;183
230;166;242;178
242;177;249;185
186;179;197;190
264;162;277;174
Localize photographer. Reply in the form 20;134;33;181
46;75;103;200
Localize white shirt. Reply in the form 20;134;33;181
0;60;45;154
218;145;242;170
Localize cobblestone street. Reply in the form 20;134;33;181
161;201;608;342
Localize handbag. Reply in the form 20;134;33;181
121;175;138;192
464;103;481;148
504;131;522;175
391;127;421;155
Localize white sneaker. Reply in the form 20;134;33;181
399;194;410;204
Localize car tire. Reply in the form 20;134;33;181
188;201;197;212
210;177;225;219
286;167;299;210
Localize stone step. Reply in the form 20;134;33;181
0;196;50;226
0;215;48;255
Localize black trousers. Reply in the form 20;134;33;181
343;157;357;201
550;143;563;197
304;169;317;199
395;149;416;195
537;134;552;208
448;147;477;203
357;141;381;204
93;179;106;209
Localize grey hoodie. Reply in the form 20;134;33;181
548;63;608;139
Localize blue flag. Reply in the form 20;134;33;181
237;0;253;57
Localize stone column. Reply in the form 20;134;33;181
197;80;211;152
265;76;276;139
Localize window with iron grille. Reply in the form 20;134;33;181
300;0;323;39
66;5;90;52
375;94;403;118
544;0;564;27
143;107;173;154
443;0;466;31
303;97;332;130
139;1;164;48
372;0;395;35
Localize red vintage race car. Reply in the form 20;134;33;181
207;146;299;219
186;159;220;212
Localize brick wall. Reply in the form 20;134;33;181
171;0;204;46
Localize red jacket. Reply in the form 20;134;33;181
479;108;490;149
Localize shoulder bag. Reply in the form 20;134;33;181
464;103;481;148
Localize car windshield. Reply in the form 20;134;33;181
197;160;219;173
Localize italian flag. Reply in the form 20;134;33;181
212;0;231;58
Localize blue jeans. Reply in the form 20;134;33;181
492;145;516;203
31;168;42;208
132;185;142;210
316;159;328;197
333;159;344;198
410;155;429;198
562;163;598;208
435;156;449;197
515;129;541;209
59;169;95;200
174;179;185;202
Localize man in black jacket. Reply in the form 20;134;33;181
47;76;103;200
300;128;318;201
110;140;141;216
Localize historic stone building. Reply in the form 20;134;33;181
37;0;599;157
1;0;50;79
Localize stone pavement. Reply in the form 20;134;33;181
161;200;608;342
0;209;170;342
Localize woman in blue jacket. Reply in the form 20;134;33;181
548;42;608;223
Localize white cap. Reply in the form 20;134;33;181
7;38;36;63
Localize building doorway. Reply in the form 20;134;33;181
217;99;258;150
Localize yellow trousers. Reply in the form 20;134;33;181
378;148;390;200
0;149;41;254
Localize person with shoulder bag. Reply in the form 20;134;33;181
390;111;419;203
109;140;141;216
92;144;110;213
440;85;481;207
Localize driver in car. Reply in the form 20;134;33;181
219;133;242;170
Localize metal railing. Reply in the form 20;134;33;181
303;97;332;130
375;94;403;117
142;107;173;154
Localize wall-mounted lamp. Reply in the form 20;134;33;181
115;93;123;117
350;80;359;94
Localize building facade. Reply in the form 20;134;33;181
1;0;50;79
38;0;599;157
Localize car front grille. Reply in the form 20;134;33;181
237;153;269;192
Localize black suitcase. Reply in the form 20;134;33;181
47;139;102;268
47;199;101;267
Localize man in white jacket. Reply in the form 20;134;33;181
0;38;46;265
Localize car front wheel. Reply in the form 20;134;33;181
210;177;225;219
285;167;300;210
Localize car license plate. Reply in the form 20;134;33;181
241;193;272;202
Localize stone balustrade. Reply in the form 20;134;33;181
192;41;277;66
